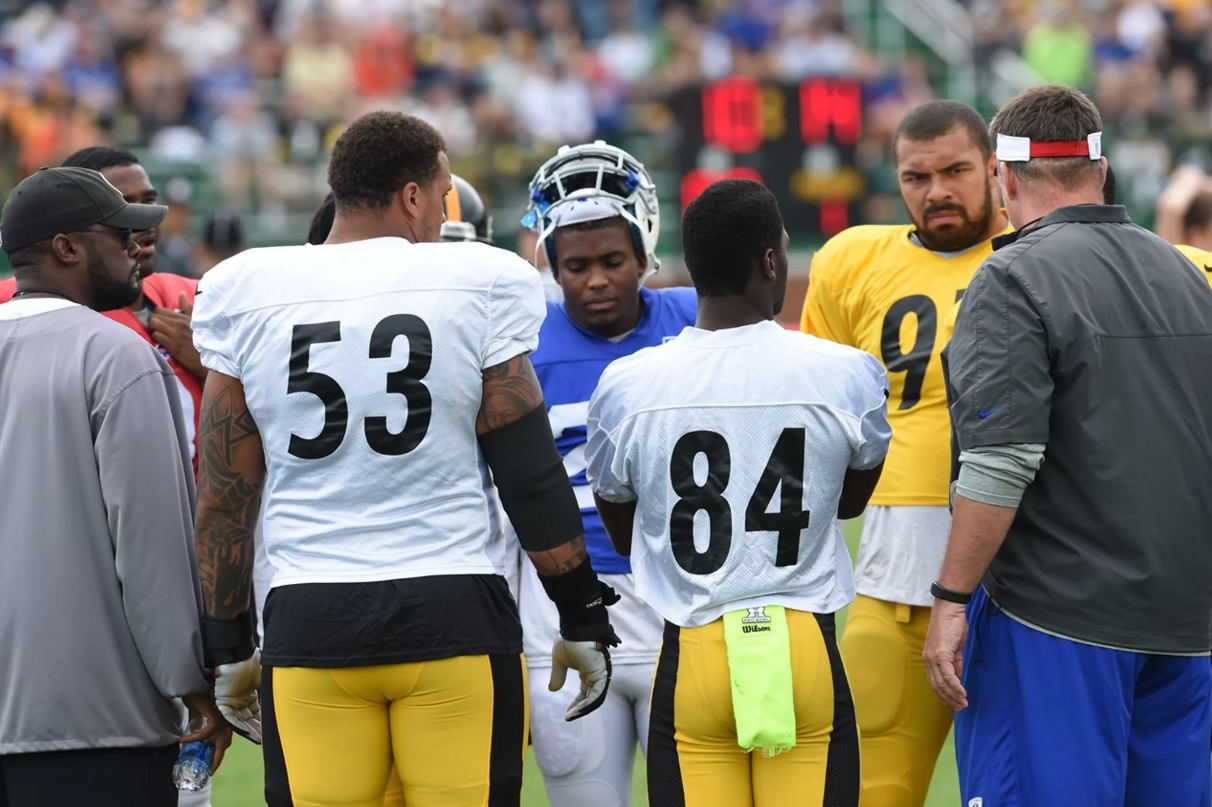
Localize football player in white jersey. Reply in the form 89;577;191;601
585;179;892;807
514;142;696;807
189;111;622;807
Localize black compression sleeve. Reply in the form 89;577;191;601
202;613;256;669
479;405;583;552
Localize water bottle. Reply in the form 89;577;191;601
173;733;215;791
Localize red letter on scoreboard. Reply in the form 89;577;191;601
681;168;765;212
703;76;764;154
800;79;862;146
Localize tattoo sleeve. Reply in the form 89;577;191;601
475;353;546;436
195;372;266;620
477;354;589;577
526;534;590;577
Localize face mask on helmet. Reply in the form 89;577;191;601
521;141;660;283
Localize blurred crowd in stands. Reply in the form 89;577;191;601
0;0;1207;266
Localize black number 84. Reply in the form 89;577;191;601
287;315;433;459
668;428;812;576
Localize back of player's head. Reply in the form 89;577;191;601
1184;190;1212;238
202;207;245;256
61;146;140;172
308;193;336;245
991;84;1103;189
681;179;784;297
327;112;446;212
894;100;991;163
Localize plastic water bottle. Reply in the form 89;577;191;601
173;738;215;791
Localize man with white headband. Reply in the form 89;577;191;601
515;141;695;807
926;84;1212;807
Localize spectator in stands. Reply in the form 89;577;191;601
1022;1;1092;89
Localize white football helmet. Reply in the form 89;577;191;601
521;140;661;283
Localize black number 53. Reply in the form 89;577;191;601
287;315;433;459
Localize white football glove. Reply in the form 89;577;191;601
214;648;262;744
548;637;614;721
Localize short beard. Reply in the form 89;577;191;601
87;243;141;312
912;187;995;252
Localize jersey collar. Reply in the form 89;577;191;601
993;204;1131;251
676;319;783;346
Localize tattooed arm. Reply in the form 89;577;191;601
474;352;546;436
195;371;266;620
476;353;590;577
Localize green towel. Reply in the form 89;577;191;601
722;604;796;757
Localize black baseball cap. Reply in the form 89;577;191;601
0;166;169;255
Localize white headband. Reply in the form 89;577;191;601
996;132;1102;163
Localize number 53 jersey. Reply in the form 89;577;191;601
585;321;891;628
801;224;1007;506
192;238;545;589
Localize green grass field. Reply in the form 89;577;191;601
212;519;963;806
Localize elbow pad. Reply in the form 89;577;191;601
479;405;584;552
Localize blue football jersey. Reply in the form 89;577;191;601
533;286;697;573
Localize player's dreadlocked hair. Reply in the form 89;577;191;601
61;146;141;172
328;112;446;212
681;179;784;298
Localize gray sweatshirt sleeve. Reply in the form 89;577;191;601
955;443;1046;508
95;368;211;699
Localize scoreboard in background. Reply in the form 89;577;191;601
671;76;865;240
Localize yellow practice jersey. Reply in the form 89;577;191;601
1175;244;1212;285
801;224;1009;506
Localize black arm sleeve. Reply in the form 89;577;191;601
479;405;584;553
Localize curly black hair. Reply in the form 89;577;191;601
681;179;784;298
327;112;446;212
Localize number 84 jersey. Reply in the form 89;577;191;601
801;224;1008;507
192;239;545;588
585;321;891;628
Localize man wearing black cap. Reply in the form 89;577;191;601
926;84;1212;807
0;167;229;807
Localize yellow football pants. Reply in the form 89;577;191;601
840;595;953;807
265;655;528;807
647;610;859;807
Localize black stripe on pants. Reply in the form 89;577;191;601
816;612;860;807
648;620;686;807
487;654;526;806
261;666;295;807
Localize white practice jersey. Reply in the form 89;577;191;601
585;320;891;628
191;237;545;589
